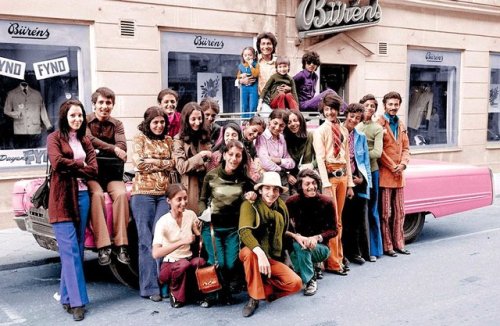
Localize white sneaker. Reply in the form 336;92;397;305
304;278;317;296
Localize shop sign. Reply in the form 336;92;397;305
193;35;224;49
33;57;70;80
425;52;444;63
0;56;26;80
296;0;382;38
0;148;47;168
7;22;50;40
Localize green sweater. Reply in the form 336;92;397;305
238;198;290;261
199;166;254;228
260;72;299;103
356;120;383;172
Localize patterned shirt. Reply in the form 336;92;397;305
131;132;175;195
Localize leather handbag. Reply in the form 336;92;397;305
195;224;222;294
31;161;51;209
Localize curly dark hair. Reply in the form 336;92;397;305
179;102;211;144
345;103;365;121
58;99;87;141
296;168;322;197
359;93;378;109
138;106;169;140
256;32;277;55
301;51;320;69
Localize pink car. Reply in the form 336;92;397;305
403;159;494;242
11;159;494;286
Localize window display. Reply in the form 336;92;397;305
407;50;460;147
487;54;500;142
0;20;90;168
161;32;253;112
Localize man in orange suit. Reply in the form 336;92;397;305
377;91;410;257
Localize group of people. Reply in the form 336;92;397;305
46;31;411;322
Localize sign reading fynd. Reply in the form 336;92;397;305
296;0;382;38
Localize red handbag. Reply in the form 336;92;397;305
195;224;222;294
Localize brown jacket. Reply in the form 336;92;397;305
377;115;410;188
47;131;98;224
172;135;211;215
86;113;127;155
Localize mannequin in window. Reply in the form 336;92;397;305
4;81;53;148
427;107;440;144
408;85;433;131
47;76;79;130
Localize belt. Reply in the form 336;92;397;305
164;256;192;263
327;167;346;178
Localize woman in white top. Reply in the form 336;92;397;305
152;184;206;308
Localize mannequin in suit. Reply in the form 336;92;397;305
4;81;52;148
408;85;433;131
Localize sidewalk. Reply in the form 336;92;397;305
0;228;60;271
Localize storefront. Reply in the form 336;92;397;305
289;0;500;170
160;32;253;112
0;19;91;170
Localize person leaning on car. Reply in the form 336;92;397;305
86;87;130;266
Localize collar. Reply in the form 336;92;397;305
384;113;399;123
87;113;118;126
303;69;316;78
262;128;280;141
258;55;276;65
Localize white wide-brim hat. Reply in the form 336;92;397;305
254;171;288;193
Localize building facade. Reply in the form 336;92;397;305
0;0;499;214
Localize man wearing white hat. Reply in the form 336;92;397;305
238;172;302;317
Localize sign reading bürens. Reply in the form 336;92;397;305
296;0;382;38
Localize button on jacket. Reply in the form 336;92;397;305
4;86;52;135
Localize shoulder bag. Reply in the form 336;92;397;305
31;160;51;209
195;224;222;293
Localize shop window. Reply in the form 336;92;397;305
0;44;80;150
0;20;90;169
407;50;460;147
487;54;500;142
161;32;253;113
167;52;241;112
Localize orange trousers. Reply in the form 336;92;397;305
323;168;347;271
239;247;302;301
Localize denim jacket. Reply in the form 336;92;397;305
352;128;372;199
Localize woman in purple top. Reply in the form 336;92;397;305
293;51;347;112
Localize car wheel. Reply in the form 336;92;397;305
108;218;139;289
404;213;425;243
